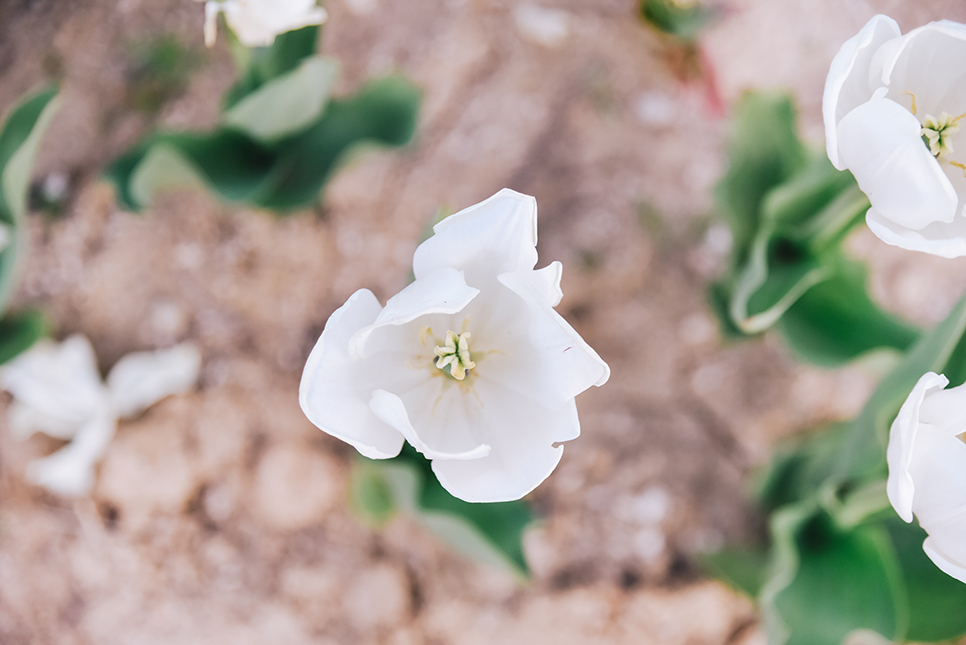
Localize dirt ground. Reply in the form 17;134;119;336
2;0;966;643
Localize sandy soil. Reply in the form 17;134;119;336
1;0;966;643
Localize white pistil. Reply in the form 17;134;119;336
434;330;476;380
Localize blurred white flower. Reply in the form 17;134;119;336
887;371;966;583
200;0;328;48
300;189;609;503
513;4;570;48
1;335;201;497
824;16;966;257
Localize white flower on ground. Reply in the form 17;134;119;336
824;16;966;257
887;371;966;583
0;335;201;497
300;189;610;503
199;0;328;48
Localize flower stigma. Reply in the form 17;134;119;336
434;330;477;380
922;111;964;157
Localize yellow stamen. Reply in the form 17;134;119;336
902;90;918;116
950;161;966;177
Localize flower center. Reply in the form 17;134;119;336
901;92;966;176
433;330;476;381
922;112;962;157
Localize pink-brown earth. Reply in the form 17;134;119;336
1;0;966;643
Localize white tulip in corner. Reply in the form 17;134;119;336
887;372;966;583
300;189;610;503
1;335;201;497
199;0;328;48
824;16;966;257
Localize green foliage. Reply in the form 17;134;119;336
706;291;966;644
712;91;918;366
107;73;421;213
224;25;320;108
350;445;533;579
640;0;718;42
107;25;421;214
0;87;59;364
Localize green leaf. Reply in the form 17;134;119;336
353;446;533;579
0;309;47;365
715;92;805;268
762;504;905;645
834;290;966;481
223;57;339;143
0;86;59;315
254;74;422;210
755;423;854;511
640;0;718;41
776;259;919;367
885;517;966;642
106;75;421;213
349;457;397;527
224;25;321;108
700;544;770;598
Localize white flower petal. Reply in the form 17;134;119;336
222;0;327;48
431;381;573;503
26;411;116;497
907;424;966;525
300;290;406;460
917;380;966;432
838;97;957;230
413;189;539;286
530;260;564;307
877;21;966;117
350;268;479;359
0;335;106;432
866;206;966;258
823;14;901;169
490;271;609;408
107;343;201;418
369;388;490;460
204;1;221;47
8;400;77;441
887;371;948;523
923;535;966;584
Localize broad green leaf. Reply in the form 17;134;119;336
724;155;872;337
715;92;805;267
763;504;905;645
700;544;770;598
885;518;966;642
223;57;339;143
254;74;421;210
107;75;421;213
834;290;966;481
759;151;858;234
349;457;397;527
755;423;851;511
640;0;718;41
776;260;918;367
0;87;59;316
359;447;533;579
224;25;320;108
0;309;47;365
108;130;276;210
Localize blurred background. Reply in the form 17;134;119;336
1;0;966;643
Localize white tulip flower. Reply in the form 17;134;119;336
824;16;966;257
199;0;328;48
1;335;201;497
300;189;610;503
887;371;966;583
